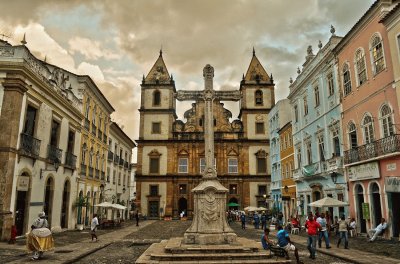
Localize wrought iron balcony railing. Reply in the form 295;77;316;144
119;158;124;166
88;167;94;177
20;133;41;158
65;152;77;169
344;134;400;164
108;151;114;161
47;144;62;164
84;119;90;131
114;155;119;165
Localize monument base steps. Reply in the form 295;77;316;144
135;237;292;263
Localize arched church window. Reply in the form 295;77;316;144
255;90;263;105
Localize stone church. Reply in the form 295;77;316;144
135;50;275;219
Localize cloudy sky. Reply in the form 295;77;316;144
1;0;374;160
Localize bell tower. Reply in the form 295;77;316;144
239;48;275;140
138;50;177;141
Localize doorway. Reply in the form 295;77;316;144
391;193;400;237
178;197;188;217
61;181;70;228
44;177;54;227
371;183;382;227
148;201;159;218
356;184;367;233
15;173;30;236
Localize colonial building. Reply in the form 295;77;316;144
135;50;274;219
103;122;135;219
334;0;400;237
288;30;347;222
381;1;400;238
268;99;291;214
278;121;296;222
0;40;83;240
76;75;114;227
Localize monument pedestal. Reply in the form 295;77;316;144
184;179;236;245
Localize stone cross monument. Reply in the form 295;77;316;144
176;64;241;245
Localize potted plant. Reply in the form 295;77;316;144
73;195;90;230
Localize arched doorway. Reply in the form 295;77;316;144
371;183;382;227
85;191;90;226
356;184;367;233
44;177;54;227
178;197;187;217
61;181;70;228
77;191;83;225
15;172;31;235
228;197;239;210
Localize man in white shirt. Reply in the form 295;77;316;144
316;213;331;249
91;214;99;242
368;218;387;242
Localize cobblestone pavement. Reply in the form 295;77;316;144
79;220;351;264
295;230;400;260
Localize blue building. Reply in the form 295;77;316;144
268;99;291;215
288;31;348;222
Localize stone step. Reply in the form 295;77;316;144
156;260;291;264
151;252;271;261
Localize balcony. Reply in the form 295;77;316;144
326;156;343;171
91;123;97;136
344;134;400;164
119;158;124;167
98;129;103;140
65;152;77;169
89;167;94;177
114;155;119;165
80;164;87;177
292;168;302;181
84;119;90;131
47;144;62;164
108;151;114;161
125;161;129;169
19;133;41;158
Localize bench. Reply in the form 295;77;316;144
269;245;289;259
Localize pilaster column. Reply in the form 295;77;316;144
0;74;28;241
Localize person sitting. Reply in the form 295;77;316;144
348;217;357;236
276;225;303;264
368;218;387;242
261;228;274;250
291;217;300;228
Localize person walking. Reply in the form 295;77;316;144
135;210;140;226
240;212;246;229
337;215;349;249
316;213;331;249
261;212;267;230
305;212;321;259
26;212;54;260
90;214;99;242
253;213;260;229
368;218;387;242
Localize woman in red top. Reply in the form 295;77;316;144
305;212;321;260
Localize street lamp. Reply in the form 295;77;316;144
330;172;349;190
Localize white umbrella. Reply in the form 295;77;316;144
308;197;349;208
111;203;127;210
257;207;267;211
244;206;258;211
94;202;114;208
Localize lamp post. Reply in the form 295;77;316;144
330;172;349;190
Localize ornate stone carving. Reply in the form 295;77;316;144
0;47;14;57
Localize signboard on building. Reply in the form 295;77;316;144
348;162;379;182
385;177;400;193
17;176;30;191
362;203;370;220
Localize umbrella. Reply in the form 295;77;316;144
111;203;127;210
257;206;267;211
244;206;258;211
94;202;113;208
308;197;349;207
227;202;239;207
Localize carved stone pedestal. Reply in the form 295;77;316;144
183;179;236;245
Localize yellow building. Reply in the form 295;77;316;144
77;77;114;227
278;122;296;222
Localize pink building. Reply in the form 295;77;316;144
334;0;400;238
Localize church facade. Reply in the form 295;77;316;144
135;50;275;219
